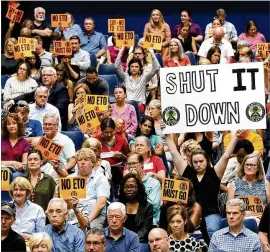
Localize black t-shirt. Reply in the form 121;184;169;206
182;165;220;216
1;228;26;252
258;203;270;242
1;54;20;75
33;22;51;51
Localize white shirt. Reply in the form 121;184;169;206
71;48;91;77
29;102;62;130
198;37;234;63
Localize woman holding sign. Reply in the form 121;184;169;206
144;9;171;58
228;154;270;222
23;149;56;212
167;205;208;251
115;46;160;108
162;121;241;239
164;39;191;67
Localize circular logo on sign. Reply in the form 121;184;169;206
44;151;49;157
71;191;77;197
179;182;187;191
254;197;261;204
163;107;180;126
246;102;265;122
87;122;92;128
94;106;99;111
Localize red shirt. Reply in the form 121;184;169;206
97;134;129;165
164;55;191;67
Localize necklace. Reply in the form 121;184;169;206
29;172;41;202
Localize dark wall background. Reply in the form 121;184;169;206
1;1;270;48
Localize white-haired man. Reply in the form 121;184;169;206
43;198;85;252
32;7;52;51
209;198;263;252
105;202;140;252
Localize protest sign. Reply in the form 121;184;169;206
115;31;135;47
85;95;109;112
13;37;37;59
75;95;86;117
59;177;87;199
264;55;270;70
108;19;125;33
51;14;69;28
143;33;162;50
35;137;64;160
256;43;270;58
160;62;266;134
53;40;72;55
1;169;10;191
161;178;189;204
6;5;24;23
76;109;100;133
238;196;264;217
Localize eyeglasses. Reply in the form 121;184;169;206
134;52;143;55
85;241;102;246
123;185;138;191
42;74;54;77
244;163;258;168
43;123;57;127
127;162;140;167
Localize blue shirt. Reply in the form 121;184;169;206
209;225;263;252
79;31;107;55
54;24;82;40
43;222;85;252
105;227;140;252
24;119;43;138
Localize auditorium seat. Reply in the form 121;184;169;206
98;64;117;76
155;53;164;67
89;53;97;68
220;218;258;233
185;52;196;65
61;131;84;151
1;75;10;89
99;74;119;103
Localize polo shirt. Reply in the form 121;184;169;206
71;48;90;77
69;170;110;215
29;102;62;130
43;222;85;252
1;228;26;252
198;37;234;62
104;227;140;252
79;30;107;55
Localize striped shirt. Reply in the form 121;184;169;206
3;76;38;101
115;52;160;104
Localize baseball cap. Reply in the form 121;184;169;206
1;202;16;216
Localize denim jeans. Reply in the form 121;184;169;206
205;214;222;238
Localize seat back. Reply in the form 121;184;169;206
98;64;117;76
155;53;164;67
104;34;109;44
99;74;119;103
185;52;196;65
1;75;10;89
89;53;97;68
220;218;258;233
61;131;84;151
135;34;140;45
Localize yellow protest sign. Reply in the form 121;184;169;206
53;40;72;56
264;55;270;70
35;137;64;160
6;5;24;23
75;95;86;117
51;14;69;28
238;196;265;217
161;178;189;204
59;177;87;199
76;109;100;133
108;19;125;33
13;37;37;59
143;33;162;50
85;95;109;112
115;31;135;47
256;43;270;59
1;169;10;191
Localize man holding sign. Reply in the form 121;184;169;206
69;148;110;230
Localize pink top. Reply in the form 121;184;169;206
107;46;128;71
164;55;191;67
238;32;266;52
144;22;171;45
111;103;138;138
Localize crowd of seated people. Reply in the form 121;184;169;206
1;4;270;252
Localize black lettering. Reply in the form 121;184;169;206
87;96;95;104
73;178;85;189
233;69;246;91
163;188;178;199
40;138;49;148
61;179;71;190
59;15;67;21
145;34;151;42
178;191;187;200
52;15;58;21
256;205;263;213
185;104;198;126
1;170;8;181
77;115;85;125
247;68;259;90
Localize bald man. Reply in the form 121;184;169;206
148;228;170;252
198;27;234;63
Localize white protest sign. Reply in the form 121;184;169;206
160;62;266;134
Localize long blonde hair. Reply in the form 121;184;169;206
149;9;165;29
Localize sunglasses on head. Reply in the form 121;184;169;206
16;104;27;108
